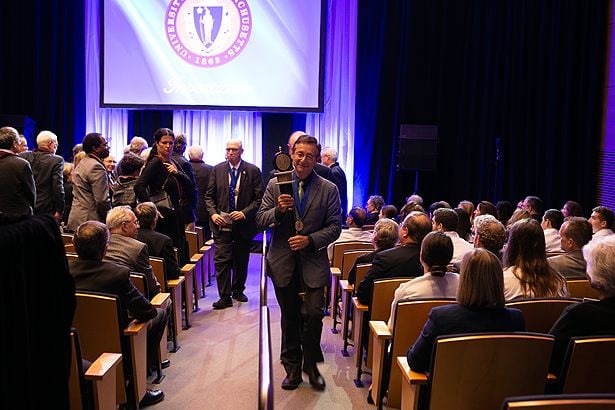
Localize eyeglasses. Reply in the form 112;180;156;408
294;151;316;162
122;219;139;226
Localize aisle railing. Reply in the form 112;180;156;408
258;230;274;410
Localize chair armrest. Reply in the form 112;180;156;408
340;279;353;292
199;245;211;253
352;296;369;312
369;320;392;340
167;276;185;288
181;264;196;275
124;319;148;336
397;356;428;385
151;292;170;309
331;267;341;276
84;352;122;380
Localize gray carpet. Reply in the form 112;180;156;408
150;253;379;409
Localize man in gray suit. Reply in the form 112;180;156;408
67;133;111;231
103;206;161;297
257;135;341;391
548;216;592;279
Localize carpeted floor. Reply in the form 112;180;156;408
149;253;380;409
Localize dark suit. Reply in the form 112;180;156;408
68;257;167;369
407;304;526;372
205;160;264;298
103;233;161;296
357;244;423;305
190;159;213;239
172;153;197;225
365;211;379;225
329;162;348;220
20;149;64;216
257;171;341;371
0;150;35;220
549;297;615;375
138;228;180;280
348;250;378;285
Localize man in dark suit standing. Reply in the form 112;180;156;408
257;135;341;391
135;202;181;280
0;126;35;221
188;145;213;240
172;133;197;230
68;220;166;407
20;130;65;223
321;146;348;221
205;139;264;309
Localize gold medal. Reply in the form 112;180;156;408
295;220;304;232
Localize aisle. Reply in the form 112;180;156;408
153;253;375;409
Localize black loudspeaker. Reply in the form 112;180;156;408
0;114;36;139
398;124;438;171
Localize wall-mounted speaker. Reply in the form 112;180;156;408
398;124;438;171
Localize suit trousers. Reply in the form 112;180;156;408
213;229;251;298
146;307;168;368
273;275;325;373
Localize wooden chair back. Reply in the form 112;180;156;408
386;298;456;408
129;272;149;299
66;252;78;263
428;333;554;410
149;256;167;292
353;263;372;294
560;337;615;394
62;233;74;245
506;298;580;333
331;241;373;269
185;230;199;256
566;279;600;300
502;393;615;409
69;329;87;410
73;291;146;408
341;250;371;280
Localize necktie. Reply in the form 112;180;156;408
298;180;305;201
229;167;238;211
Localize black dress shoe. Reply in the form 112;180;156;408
232;292;248;302
281;368;302;390
161;359;170;369
139;389;165;407
212;297;233;309
303;363;326;390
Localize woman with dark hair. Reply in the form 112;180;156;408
495;200;514;226
473;200;498;220
454;207;472;241
406;248;526;373
561;200;583;218
503;218;568;300
388;231;459;329
134;128;193;265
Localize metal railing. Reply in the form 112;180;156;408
258;230;274;410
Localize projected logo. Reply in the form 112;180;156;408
165;0;252;67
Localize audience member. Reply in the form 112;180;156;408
103;206;161;297
397;200;425;223
103;154;117;185
172;133;197;230
542;209;564;253
473;200;497;220
348;218;399;285
17;134;28;152
561;200;583;218
406;248;525;373
379;204;398;220
549;235;615;376
111;153;144;209
503;218;568;300
522;195;544;222
427;200;452;219
188;145;213;240
321;146;348;221
473;214;506;259
73;151;86;168
547;216;592;279
327;206;373;260
135;202;180;280
406;194;423;206
454;207;472;241
365;195;384;225
506;207;530;230
69;220;166;407
0;126;35;221
67;133;111;231
495;200;514;226
20;130;65;223
589;205;615;242
388;231;459;329
71;143;83;161
62;162;74;226
457;200;475;223
431;208;473;264
116;136;148;175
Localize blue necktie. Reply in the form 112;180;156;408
229;167;238;211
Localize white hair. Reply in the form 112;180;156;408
140;147;152;161
130;136;148;153
583;235;615;297
36;130;58;148
106;206;133;230
322;147;338;162
188;145;204;160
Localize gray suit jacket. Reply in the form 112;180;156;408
257;171;341;288
67;154;110;230
548;250;587;279
103;233;161;296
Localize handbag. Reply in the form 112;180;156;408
149;190;174;212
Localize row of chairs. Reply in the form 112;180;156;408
63;226;215;409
